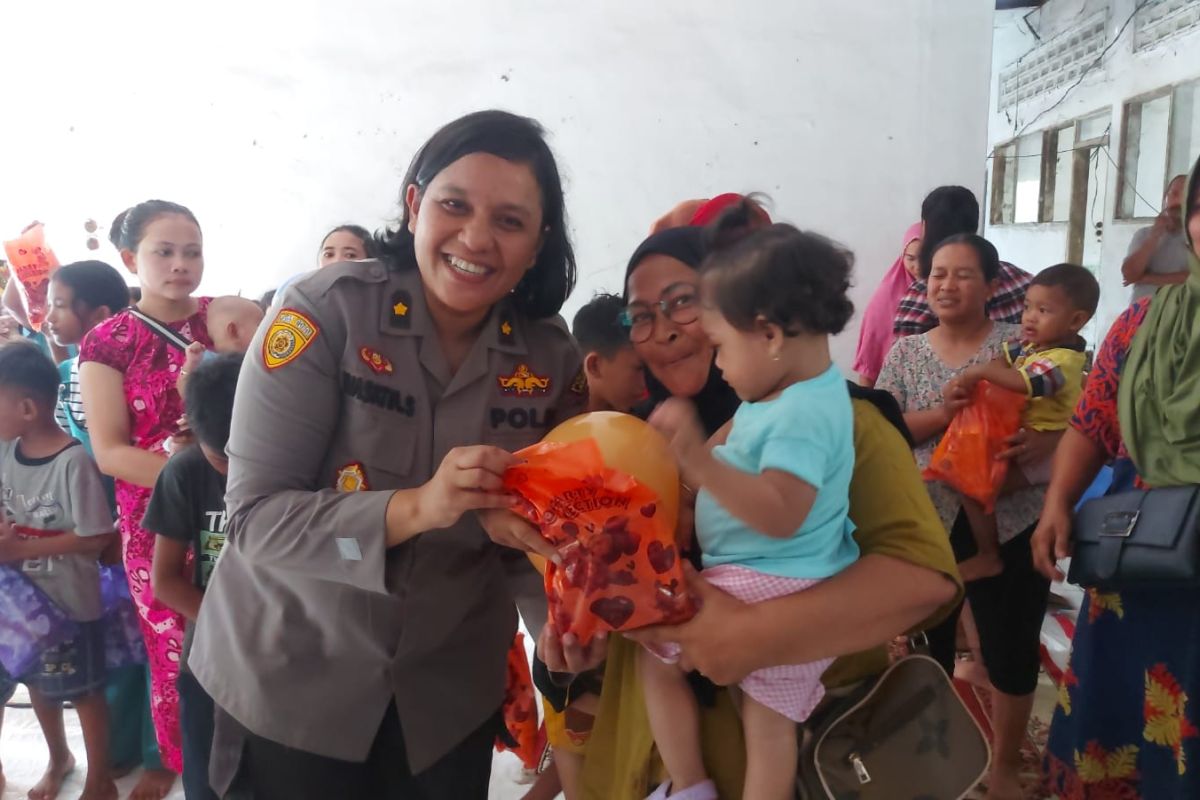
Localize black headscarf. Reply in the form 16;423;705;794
624;227;742;435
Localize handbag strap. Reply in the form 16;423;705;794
128;307;192;352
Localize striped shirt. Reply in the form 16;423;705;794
57;358;88;443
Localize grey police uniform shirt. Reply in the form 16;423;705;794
0;439;116;621
1128;226;1192;301
189;260;586;777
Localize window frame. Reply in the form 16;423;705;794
989;140;1017;226
988;108;1111;228
1116;84;1180;221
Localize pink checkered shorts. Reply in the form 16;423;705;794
651;564;831;723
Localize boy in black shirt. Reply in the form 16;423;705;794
144;353;241;800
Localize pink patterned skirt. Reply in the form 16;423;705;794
653;564;831;723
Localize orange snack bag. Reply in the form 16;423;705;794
923;380;1027;513
2;224;60;331
504;437;694;647
496;632;540;770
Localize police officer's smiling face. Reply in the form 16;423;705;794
406;152;544;319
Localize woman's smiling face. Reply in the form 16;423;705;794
625;254;712;398
406;151;545;317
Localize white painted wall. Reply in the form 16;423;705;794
985;0;1200;344
1;0;993;369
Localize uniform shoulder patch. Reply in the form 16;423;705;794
263;307;319;370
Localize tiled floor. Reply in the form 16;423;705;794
1;687;546;800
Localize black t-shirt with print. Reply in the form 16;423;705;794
142;445;228;668
143;445;228;589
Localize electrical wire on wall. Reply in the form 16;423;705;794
986;124;1168;219
1013;0;1154;138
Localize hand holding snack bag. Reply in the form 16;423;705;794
923;380;1026;512
3;223;60;331
504;412;695;647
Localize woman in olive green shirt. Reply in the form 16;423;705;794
539;222;963;799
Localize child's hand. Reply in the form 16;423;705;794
648;398;709;481
941;377;973;417
0;519;26;563
175;342;206;395
163;417;195;456
182;341;206;373
959;365;986;390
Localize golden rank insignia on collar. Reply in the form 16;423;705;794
497;363;551;397
263;308;319;371
359;346;394;375
390;290;411;329
499;318;515;345
335;462;369;492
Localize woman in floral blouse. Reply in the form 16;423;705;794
877;232;1049;800
1035;155;1200;798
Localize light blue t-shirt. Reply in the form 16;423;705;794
695;364;859;579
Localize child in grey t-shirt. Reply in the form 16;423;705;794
0;341;117;800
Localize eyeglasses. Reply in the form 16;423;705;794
619;289;700;344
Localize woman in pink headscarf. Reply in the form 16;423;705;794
853;222;923;387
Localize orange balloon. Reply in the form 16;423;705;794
541;411;679;527
523;412;680;578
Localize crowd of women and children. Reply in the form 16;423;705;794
0;109;1197;800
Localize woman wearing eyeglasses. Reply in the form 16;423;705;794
538;201;964;799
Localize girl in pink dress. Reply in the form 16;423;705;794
80;200;213;779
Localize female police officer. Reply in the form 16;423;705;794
190;111;587;798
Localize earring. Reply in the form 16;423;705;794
772;353;781;362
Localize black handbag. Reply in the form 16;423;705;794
1068;485;1200;589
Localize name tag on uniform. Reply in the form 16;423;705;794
336;537;363;561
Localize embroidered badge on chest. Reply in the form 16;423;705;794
498;363;552;397
335;462;369;492
263;308;319;370
359;347;394;375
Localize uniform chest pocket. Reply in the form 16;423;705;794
337;405;422;488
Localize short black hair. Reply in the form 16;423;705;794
0;341;61;411
183;353;243;452
572;294;629;358
919;185;980;278
1030;263;1100;316
374;110;576;319
51;261;130;316
928;233;1001;283
700;198;855;336
320;225;377;258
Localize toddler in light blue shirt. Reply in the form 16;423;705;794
642;200;859;800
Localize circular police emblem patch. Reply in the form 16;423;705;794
262;308;319;370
